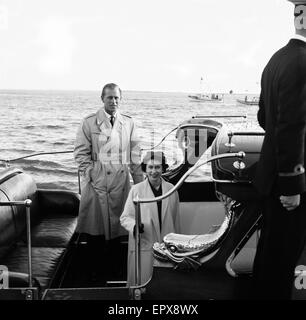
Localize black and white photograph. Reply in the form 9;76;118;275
0;0;306;306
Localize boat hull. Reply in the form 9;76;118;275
236;99;259;106
188;94;223;102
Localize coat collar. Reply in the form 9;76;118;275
96;108;124;126
292;34;306;44
289;38;306;48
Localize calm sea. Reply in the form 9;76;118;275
0;90;261;191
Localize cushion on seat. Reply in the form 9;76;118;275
37;189;80;217
29;216;77;247
2;247;65;289
0;169;80;293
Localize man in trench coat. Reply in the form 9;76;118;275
253;0;306;299
74;83;144;281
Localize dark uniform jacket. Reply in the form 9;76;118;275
254;39;306;196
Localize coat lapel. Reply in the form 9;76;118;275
96;110;125;167
97;108;124;130
96;108;108;128
114;112;126;154
116;112;124;125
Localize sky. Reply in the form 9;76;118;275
0;0;297;93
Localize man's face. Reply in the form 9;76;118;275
102;87;121;115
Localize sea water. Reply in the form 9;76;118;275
0;90;261;191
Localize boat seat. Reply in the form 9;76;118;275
0;168;79;295
2;246;65;289
23;215;77;248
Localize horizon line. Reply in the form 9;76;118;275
0;88;260;95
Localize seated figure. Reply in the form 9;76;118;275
120;151;180;286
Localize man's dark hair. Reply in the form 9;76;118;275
141;151;169;173
101;83;122;99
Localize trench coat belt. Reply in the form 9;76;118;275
91;152;125;164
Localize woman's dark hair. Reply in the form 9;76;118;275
141;151;169;173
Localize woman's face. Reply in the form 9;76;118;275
146;159;163;184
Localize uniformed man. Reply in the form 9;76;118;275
253;0;306;299
74;83;144;282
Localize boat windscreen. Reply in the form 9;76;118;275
185;147;212;183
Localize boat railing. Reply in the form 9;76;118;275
132;151;246;287
140;126;179;151
0;151;82;194
141;124;221;152
141;115;247;153
192;115;247;119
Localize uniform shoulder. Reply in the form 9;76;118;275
120;113;135;126
80;113;97;130
82;113;97;126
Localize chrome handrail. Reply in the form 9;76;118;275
0;200;33;287
132;151;245;286
178;123;221;133
141;123;221;152
0;150;74;163
0;151;82;195
133;152;245;204
211;178;252;184
140;115;247;153
141;126;179;151
193;115;247;119
134;199;142;286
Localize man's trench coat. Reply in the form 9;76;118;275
74;108;144;239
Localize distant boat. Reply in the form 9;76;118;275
188;93;223;103
236;96;259;106
188;78;223;103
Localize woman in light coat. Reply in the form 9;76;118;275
120;151;180;286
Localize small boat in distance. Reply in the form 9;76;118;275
188;93;223;102
236;96;259;106
189;77;223;103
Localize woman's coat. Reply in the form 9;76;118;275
74;108;144;239
120;178;180;286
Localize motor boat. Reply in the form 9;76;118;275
236;97;259;106
188;77;223;103
0;115;305;300
188;93;223;103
